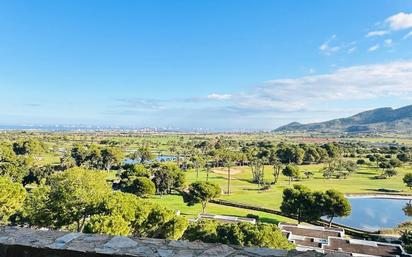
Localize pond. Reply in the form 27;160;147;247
124;155;178;164
331;196;412;232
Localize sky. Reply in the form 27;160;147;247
1;0;412;130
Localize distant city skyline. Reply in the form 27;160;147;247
1;0;412;130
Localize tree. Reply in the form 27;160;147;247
403;203;412;217
322;158;357;179
251;161;264;189
0;177;26;224
272;160;283;185
182;182;221;213
13;139;45;156
0;142;29;182
322;143;342;158
383;168;397;178
398;152;412;163
404;173;412;190
390;158;403;168
183;219;218;243
322;189;351;227
124;177;156;197
101;146;124;171
400;230;412;254
183;220;294;250
280;185;321;223
131;146;155;164
276;144;304;164
85;192;141;236
133;204;188;240
190;154;205;181
71;144;89;166
282;164;300;185
121;164;151;179
46;168;111;232
152;163;185;195
85;191;188;239
218;149;237;195
22;180;52;228
59;152;76;170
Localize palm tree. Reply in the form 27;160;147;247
272;159;283;185
219;149;237;195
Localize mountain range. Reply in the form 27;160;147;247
274;104;412;133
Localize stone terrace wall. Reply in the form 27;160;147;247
0;226;348;257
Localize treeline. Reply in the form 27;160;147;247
0;168;293;250
280;185;351;226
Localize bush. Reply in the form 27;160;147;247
183;220;294;250
246;214;260;221
122;177;156;197
356;159;366;165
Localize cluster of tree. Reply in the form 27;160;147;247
400;229;412;254
0;167;295;250
64;143;124;171
119;162;185;197
404;173;412;190
14;168;188;239
183;220;294;249
85;192;188;239
280;185;351;226
0;140;48;184
367;154;402;178
182;181;221;213
0;176;26;224
322;158;358;179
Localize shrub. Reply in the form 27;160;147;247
246;214;260;221
356;159;366;165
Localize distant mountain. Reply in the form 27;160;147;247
274;105;412;133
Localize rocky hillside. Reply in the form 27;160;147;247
274;105;412;133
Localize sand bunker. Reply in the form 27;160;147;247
211;167;243;175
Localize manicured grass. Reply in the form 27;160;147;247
147;194;295;224
155;162;412;211
146;161;412;224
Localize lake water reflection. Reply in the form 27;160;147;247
124;155;178;164
332;197;412;231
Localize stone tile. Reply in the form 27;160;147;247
172;249;195;257
47;232;83;249
158;249;174;257
244;247;289;256
129;245;156;256
198;244;235;257
104;235;138;249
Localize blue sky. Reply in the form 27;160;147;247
1;0;412;130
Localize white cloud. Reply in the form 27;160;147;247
212;61;412;112
207;93;232;100
368;44;380;52
319;35;341;55
384;39;393;47
308;68;316;74
386;12;412;30
347;47;357;54
366;30;389;37
404;31;412;39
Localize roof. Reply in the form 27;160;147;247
279;223;343;240
278;223;410;257
324;238;404;257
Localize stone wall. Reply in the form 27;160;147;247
0;226;348;257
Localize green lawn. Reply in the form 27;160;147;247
148;194;295;224
147;162;412;222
